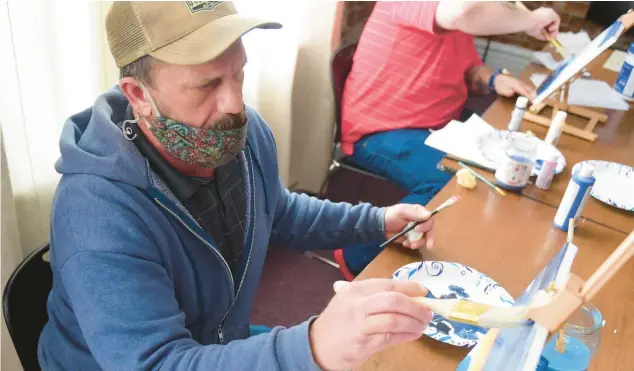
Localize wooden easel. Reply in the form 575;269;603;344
524;67;607;143
467;225;634;371
524;9;634;143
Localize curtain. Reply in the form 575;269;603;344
235;0;337;192
0;2;116;369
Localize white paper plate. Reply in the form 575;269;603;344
476;130;566;175
572;160;634;211
392;261;514;348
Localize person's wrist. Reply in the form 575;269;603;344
308;317;330;370
489;68;510;94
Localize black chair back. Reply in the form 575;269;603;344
330;42;358;144
3;245;52;371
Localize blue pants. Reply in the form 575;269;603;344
342;128;452;275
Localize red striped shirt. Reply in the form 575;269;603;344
341;1;483;155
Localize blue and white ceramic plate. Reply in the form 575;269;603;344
572;160;634;211
476;130;566;175
393;261;514;348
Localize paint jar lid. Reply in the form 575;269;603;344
516;96;528;109
579;163;595;178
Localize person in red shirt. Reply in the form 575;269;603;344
339;2;560;275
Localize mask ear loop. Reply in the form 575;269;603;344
138;82;167;129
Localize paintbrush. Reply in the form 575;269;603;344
415;296;535;328
515;1;568;58
379;196;460;248
458;162;507;197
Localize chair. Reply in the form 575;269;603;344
319;42;386;197
3;245;52;371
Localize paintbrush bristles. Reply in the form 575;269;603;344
416;297;532;329
436;196;460;211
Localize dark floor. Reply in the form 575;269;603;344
250;95;495;327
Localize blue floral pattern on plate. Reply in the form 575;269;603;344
393;261;514;348
475;130;566;175
572;160;634;212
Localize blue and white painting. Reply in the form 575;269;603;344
572;160;634;212
393;261;514;348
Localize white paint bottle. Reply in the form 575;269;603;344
508;96;528;131
553;163;596;231
545;111;566;146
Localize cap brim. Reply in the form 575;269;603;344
149;14;281;65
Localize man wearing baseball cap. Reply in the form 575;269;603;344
37;2;435;370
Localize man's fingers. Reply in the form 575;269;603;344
394;204;431;222
413;219;434;234
362;313;428;336
343;278;428;297
364;332;425;352
363;291;432;320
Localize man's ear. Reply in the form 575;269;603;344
120;77;153;118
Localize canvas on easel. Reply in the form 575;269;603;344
525;10;634;142
456;229;634;371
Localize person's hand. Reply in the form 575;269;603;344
494;75;536;100
384;204;435;250
526;7;560;40
309;279;433;370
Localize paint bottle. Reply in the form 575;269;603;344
553;163;596;231
535;153;559;190
545;111;566;146
495;135;537;191
508;96;528;131
614;42;634;101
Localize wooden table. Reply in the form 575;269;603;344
357;178;634;371
446;50;634;233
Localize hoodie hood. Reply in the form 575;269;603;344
56;86;149;189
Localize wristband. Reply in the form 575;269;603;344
489;68;510;94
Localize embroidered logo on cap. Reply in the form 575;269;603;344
185;1;221;14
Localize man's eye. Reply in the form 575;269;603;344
201;80;220;89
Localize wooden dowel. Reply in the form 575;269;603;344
467;328;500;371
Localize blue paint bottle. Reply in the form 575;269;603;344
614;42;634;101
553;163;595;231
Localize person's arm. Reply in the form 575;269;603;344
270;179;387;250
435;1;560;39
465;64;536;99
465;65;494;95
53;181;319;371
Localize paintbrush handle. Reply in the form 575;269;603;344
581;230;634;300
515;1;562;49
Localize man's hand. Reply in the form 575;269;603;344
526;7;560;40
384;204;435;250
309;279;433;370
494;75;536;100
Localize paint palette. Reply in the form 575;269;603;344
392;261;514;348
476;130;566;176
572;160;634;211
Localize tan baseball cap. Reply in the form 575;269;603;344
106;1;281;68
